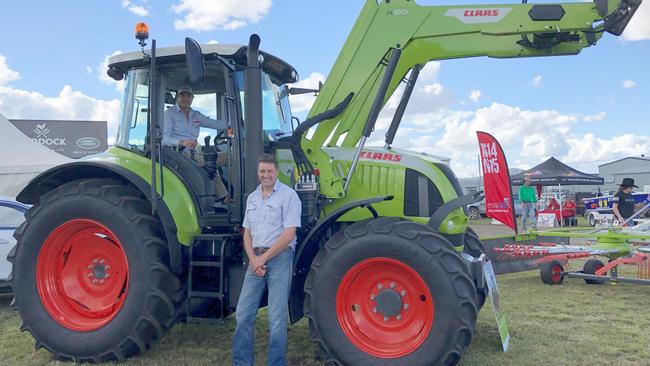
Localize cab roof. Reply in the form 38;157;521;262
107;43;298;84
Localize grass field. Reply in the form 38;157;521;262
2;263;648;366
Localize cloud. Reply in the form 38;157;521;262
372;102;626;177
122;0;150;17
564;133;650;169
288;72;326;113
622;79;637;89
0;55;20;86
0;56;120;144
623;0;650;41
97;51;125;93
469;90;481;103
171;0;272;32
0;85;120;144
85;66;93;74
582;112;607;122
530;75;542;87
207;40;219;44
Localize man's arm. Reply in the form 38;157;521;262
258;228;297;264
242;198;266;276
162;110;181;146
243;228;255;263
196;111;227;130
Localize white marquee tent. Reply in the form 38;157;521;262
0;113;71;198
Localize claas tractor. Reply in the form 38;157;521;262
8;0;640;364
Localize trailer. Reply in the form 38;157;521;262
583;192;650;226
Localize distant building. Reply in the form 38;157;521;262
599;156;650;194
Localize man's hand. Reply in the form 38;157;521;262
249;256;267;277
253;265;267;277
179;139;197;149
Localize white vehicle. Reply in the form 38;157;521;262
583;192;650;227
0;197;30;292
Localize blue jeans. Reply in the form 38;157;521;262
232;248;294;366
522;202;536;229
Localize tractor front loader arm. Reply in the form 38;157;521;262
303;0;640;199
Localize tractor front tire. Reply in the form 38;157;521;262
583;259;606;285
8;179;182;362
305;217;477;366
540;260;565;285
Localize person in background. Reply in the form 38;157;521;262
612;178;637;226
519;177;537;230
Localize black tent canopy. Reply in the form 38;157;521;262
511;157;603;186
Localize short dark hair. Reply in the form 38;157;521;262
257;153;278;168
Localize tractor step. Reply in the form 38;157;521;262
186;233;240;324
189;290;223;298
186;316;226;325
190;261;222;268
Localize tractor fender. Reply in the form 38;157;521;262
289;195;391;323
428;191;483;245
16;161;186;274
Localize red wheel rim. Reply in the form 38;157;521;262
551;264;563;283
594;263;604;274
36;219;129;331
336;257;434;358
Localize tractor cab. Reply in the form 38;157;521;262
107;42;298;226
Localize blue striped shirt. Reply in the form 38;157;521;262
162;104;226;146
242;180;302;250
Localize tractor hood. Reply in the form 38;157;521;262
323;146;451;173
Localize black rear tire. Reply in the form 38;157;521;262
583;259;606;285
305;217;477;366
540;260;565;285
8;179;182;362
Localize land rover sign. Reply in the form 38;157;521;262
76;137;101;150
9;119;107;159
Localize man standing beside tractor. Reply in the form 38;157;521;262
232;154;302;366
519;177;537;230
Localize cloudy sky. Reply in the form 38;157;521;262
0;0;648;177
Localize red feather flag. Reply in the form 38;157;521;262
477;131;517;233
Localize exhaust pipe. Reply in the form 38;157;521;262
245;34;263;194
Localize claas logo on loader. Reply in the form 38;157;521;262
360;151;402;162
463;9;500;17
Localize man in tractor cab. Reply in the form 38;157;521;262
232;153;302;366
163;85;229;200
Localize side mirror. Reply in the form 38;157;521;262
185;37;204;83
164;92;176;105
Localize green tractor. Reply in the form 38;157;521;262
8;0;639;364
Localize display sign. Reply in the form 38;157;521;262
536;213;557;228
477;131;517;233
9;119;107;159
483;260;510;352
